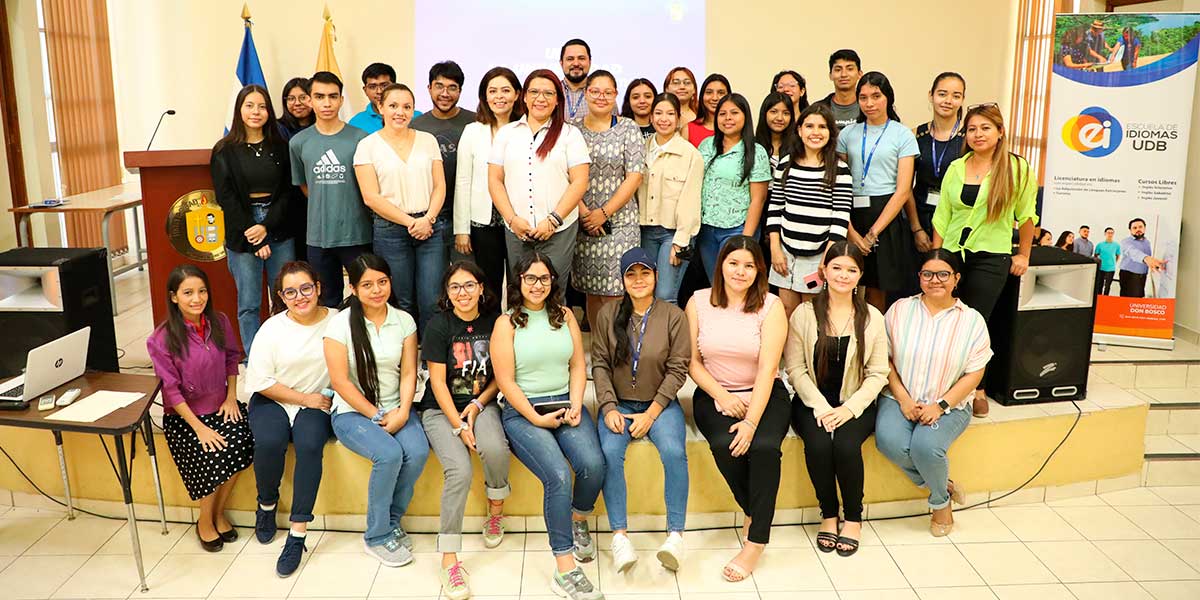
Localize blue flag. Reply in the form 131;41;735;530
235;21;268;89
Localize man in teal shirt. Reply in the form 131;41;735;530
1094;226;1120;295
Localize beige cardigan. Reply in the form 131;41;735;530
783;302;889;418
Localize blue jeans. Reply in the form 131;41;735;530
597;400;688;532
696;224;744;284
247;393;333;523
372;215;448;335
874;397;971;510
331;409;430;546
641;226;690;305
226;206;295;356
501;398;605;556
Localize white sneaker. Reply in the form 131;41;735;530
655;532;684;571
610;533;637;573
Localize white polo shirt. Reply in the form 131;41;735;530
353;130;443;215
488;116;590;232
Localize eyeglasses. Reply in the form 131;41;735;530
432;82;461;94
918;270;954;282
966;102;999;111
669;79;693;87
447;281;480;295
364;82;390;92
521;274;553;287
587;88;617;100
280;283;317;300
776;82;800;91
285;94;309;105
527;89;557;99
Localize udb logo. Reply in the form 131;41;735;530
1062;106;1122;157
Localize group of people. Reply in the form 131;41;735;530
150;39;1051;600
1040;220;1167;298
1059;19;1142;71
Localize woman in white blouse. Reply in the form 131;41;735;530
488;68;591;299
354;83;446;334
244;261;338;577
454;67;524;296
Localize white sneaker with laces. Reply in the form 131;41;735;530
656;532;684;571
610;533;637;573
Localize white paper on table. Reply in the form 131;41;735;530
45;391;145;423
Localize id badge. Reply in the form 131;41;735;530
926;191;940;207
853;195;870;209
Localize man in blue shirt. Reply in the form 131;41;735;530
1094;227;1120;295
348;62;396;133
1118;218;1165;298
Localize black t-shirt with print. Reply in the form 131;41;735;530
418;309;498;412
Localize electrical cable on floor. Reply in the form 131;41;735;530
0;400;1084;535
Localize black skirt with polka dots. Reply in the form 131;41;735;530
163;404;255;501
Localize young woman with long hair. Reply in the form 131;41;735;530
876;250;992;537
572;70;646;331
835;71;920;310
620;78;658;138
766;104;853;316
488;69;591;298
639;93;703;305
754;91;798;170
212;84;296;355
324;254;429;567
418;261;510;599
663;66;699;125
1055;230;1075;251
696;93;772;282
686;236;788;582
770;69;810;118
354;83;447;334
244;261;336;576
594;248;691;574
146;265;252;552
687;73;731;147
455;66;524;296
913;73;966;238
783;242;887;557
279;77;314;140
490;252;604;600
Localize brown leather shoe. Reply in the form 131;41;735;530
972;392;990;418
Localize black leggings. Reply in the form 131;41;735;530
792;401;877;522
958;251;1011;321
692;379;791;544
469;224;508;298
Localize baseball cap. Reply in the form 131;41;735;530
620;247;657;275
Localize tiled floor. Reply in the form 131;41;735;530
0;487;1199;599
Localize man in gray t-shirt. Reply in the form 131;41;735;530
411;61;476;258
813;49;863;130
289;72;373;307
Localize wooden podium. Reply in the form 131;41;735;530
122;150;242;347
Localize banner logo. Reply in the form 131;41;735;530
1062;106;1123;157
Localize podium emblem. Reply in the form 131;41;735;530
166;190;226;261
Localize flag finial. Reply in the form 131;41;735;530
323;4;331;21
241;3;251;21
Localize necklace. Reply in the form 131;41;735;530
246;140;265;158
831;309;854;357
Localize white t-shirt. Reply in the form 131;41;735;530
323;304;418;415
353;130;443;214
488;116;590;232
244;308;339;425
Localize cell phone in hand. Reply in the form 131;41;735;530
533;398;572;415
802;269;824;290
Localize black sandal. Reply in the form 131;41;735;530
815;531;839;553
835;535;860;557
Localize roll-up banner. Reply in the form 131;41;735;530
1043;13;1200;349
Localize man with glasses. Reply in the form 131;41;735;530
350;62;419;133
414;61;476;261
559;39;592;120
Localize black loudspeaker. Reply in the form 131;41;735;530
0;247;119;378
986;246;1097;405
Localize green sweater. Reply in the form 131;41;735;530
934;152;1039;254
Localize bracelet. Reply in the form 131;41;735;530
599;206;610;219
742;418;758;430
912;227;924;234
505;214;517;228
548;211;564;227
452;422;470;435
470;398;485;412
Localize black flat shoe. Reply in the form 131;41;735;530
835;535;860;557
218;526;239;543
197;525;224;552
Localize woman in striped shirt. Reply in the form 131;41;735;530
875;249;992;537
766;104;853;316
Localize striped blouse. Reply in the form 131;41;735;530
883;295;993;411
765;159;853;257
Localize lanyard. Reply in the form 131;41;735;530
929;118;960;179
630;303;654;387
567;86;586;119
859;121;891;184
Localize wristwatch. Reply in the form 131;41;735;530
371;409;386;424
452;422;470;435
937;399;952;414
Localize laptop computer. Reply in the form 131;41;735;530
0;327;91;403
